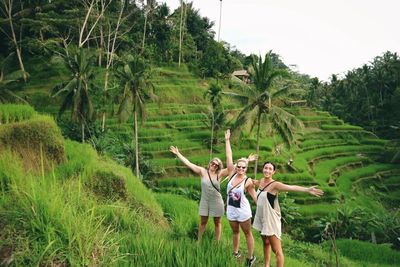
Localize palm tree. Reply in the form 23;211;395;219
52;47;95;143
115;55;155;179
204;82;225;157
178;0;187;67
227;52;302;177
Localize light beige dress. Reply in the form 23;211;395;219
253;188;282;239
198;174;224;217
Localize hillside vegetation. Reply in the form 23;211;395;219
1;60;399;266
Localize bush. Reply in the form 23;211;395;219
0;115;65;171
85;170;127;201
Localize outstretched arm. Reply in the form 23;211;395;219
220;129;235;177
274;182;324;197
169;146;203;175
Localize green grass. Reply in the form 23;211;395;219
297;203;339;217
313;155;371;180
336;239;400;265
337;163;400;193
0;104;36;124
320;124;364;131
299;138;354;151
294;145;384;172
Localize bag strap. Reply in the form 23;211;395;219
257;181;276;199
207;171;220;193
228;175;246;195
228;172;237;183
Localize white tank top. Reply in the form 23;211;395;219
226;175;252;222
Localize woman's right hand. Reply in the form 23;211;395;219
169;146;179;155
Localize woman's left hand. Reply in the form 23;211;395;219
225;129;231;140
309;186;324;197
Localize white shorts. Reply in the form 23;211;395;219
226;205;252;222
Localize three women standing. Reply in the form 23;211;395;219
171;131;324;267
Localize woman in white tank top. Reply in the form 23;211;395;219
225;129;258;266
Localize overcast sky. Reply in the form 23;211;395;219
161;0;400;81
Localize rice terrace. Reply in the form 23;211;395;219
0;0;399;266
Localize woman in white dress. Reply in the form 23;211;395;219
253;162;324;267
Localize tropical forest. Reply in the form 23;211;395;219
0;0;399;266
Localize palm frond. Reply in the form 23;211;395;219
269;107;303;147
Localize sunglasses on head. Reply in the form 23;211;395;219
236;165;247;169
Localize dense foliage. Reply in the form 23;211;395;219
306;51;400;139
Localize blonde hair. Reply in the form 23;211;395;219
209;157;223;171
236;157;249;167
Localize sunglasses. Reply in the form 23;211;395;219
210;162;219;167
236;166;247;169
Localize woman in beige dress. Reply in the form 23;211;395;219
253;162;324;267
169;130;233;241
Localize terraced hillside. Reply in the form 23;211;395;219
27;61;397;247
109;67;400;245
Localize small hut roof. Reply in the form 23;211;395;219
232;70;249;77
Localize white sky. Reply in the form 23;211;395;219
161;0;400;81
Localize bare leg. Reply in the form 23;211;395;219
198;216;208;241
239;219;254;259
229;220;240;253
261;235;271;267
269;235;284;267
213;217;222;241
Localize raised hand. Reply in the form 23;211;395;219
247;153;258;162
308;186;324;197
169;146;180;155
225;129;231;140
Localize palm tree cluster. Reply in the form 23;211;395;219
52;47;96;143
307;51;400;139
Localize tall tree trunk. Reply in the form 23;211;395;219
81;122;85;143
101;0;124;131
4;0;27;81
178;0;184;67
101;70;110;131
254;113;261;178
141;7;148;53
98;25;103;66
134;109;140;178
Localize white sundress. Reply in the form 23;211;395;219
253;184;282;239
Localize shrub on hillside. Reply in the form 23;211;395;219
85;170;127;201
0;115;65;171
